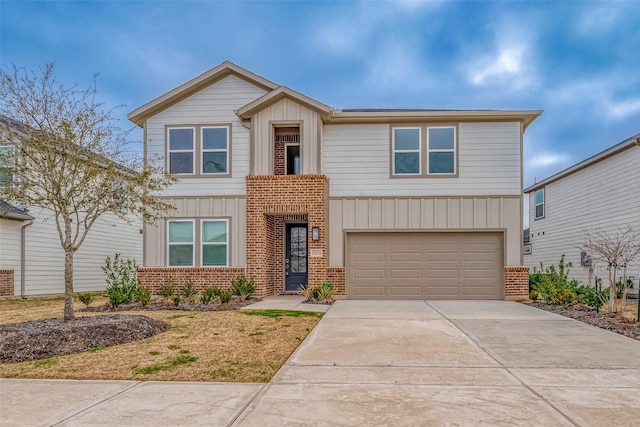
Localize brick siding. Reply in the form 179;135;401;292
0;269;14;296
504;266;529;301
246;175;328;297
137;267;245;294
327;267;346;296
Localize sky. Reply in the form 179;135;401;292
1;0;639;223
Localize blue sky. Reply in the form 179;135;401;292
2;0;639;194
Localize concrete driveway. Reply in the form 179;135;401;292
2;300;640;426
234;300;640;426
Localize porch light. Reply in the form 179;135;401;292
312;227;320;241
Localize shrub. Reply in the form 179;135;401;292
298;283;334;304
134;282;151;307
577;285;609;312
218;289;233;304
317;282;335;303
529;255;582;306
77;293;94;307
171;294;182;306
102;254;139;307
181;279;198;302
231;276;257;301
158;278;174;298
200;286;222;304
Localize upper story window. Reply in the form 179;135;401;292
168;128;195;174
392;128;421;175
427;127;456;174
167;125;230;176
0;145;15;183
534;189;545;219
392;125;457;177
202;127;228;174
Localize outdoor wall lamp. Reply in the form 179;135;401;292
312;227;320;241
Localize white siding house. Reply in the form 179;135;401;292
524;133;640;290
130;61;541;300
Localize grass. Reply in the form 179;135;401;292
0;296;322;382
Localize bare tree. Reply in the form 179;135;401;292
0;64;174;320
581;227;640;313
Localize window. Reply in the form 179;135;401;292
168;128;195;174
534;189;545;219
285;144;300;175
201;220;228;266
391;125;457;176
168;220;194;266
0;145;15;183
392;128;421;175
427;127;456;174
202;127;228;174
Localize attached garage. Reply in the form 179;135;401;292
346;232;504;300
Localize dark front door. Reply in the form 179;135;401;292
285;224;308;291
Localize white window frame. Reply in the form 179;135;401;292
426;126;456;175
534;189;545;219
201;126;229;175
0;145;15;183
392;127;421;175
167;127;196;175
200;219;229;267
167;220;195;267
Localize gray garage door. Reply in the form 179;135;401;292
346;232;503;300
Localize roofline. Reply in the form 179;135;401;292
237;86;332;120
328;109;542;129
128;61;279;127
0;201;34;221
524;132;640;193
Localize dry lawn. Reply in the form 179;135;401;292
0;296;322;382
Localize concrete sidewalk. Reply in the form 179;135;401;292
2;300;640;426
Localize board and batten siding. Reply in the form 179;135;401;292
526;145;640;287
323;122;523;197
329;196;522;267
251;98;322;175
0;207;142;296
146;75;267;197
144;196;246;267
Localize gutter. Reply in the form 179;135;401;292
20;218;34;298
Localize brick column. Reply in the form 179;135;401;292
0;269;14;296
505;266;529;301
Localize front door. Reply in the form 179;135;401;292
285;224;308;291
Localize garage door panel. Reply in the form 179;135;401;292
346;232;503;300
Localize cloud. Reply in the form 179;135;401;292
470;44;526;86
529;153;571;168
607;98;640;119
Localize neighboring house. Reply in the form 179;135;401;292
129;61;541;300
524;133;640;290
0;121;143;297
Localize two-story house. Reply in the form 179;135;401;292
130;61;541;301
524;133;640;290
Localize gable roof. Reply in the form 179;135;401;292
128;61;279;127
236;86;332;120
524;132;640;193
0;200;33;221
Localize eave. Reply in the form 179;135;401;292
237;86;332;120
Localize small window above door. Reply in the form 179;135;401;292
274;127;300;175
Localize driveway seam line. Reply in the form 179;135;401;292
227;383;267;426
51;381;142;426
425;303;581;427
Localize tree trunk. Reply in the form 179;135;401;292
608;266;616;314
64;249;75;321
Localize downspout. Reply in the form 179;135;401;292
20;218;34;298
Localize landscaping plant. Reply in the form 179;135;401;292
231;276;257;301
200;287;222;304
77;293;94;307
180;279;198;302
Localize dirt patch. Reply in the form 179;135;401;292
531;303;640;339
0;314;168;363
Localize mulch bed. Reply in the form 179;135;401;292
530;303;640;339
82;297;260;312
0;315;168;363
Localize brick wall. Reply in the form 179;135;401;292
327;267;345;296
246;175;328;297
0;269;14;296
504;266;529;301
137;267;245;294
